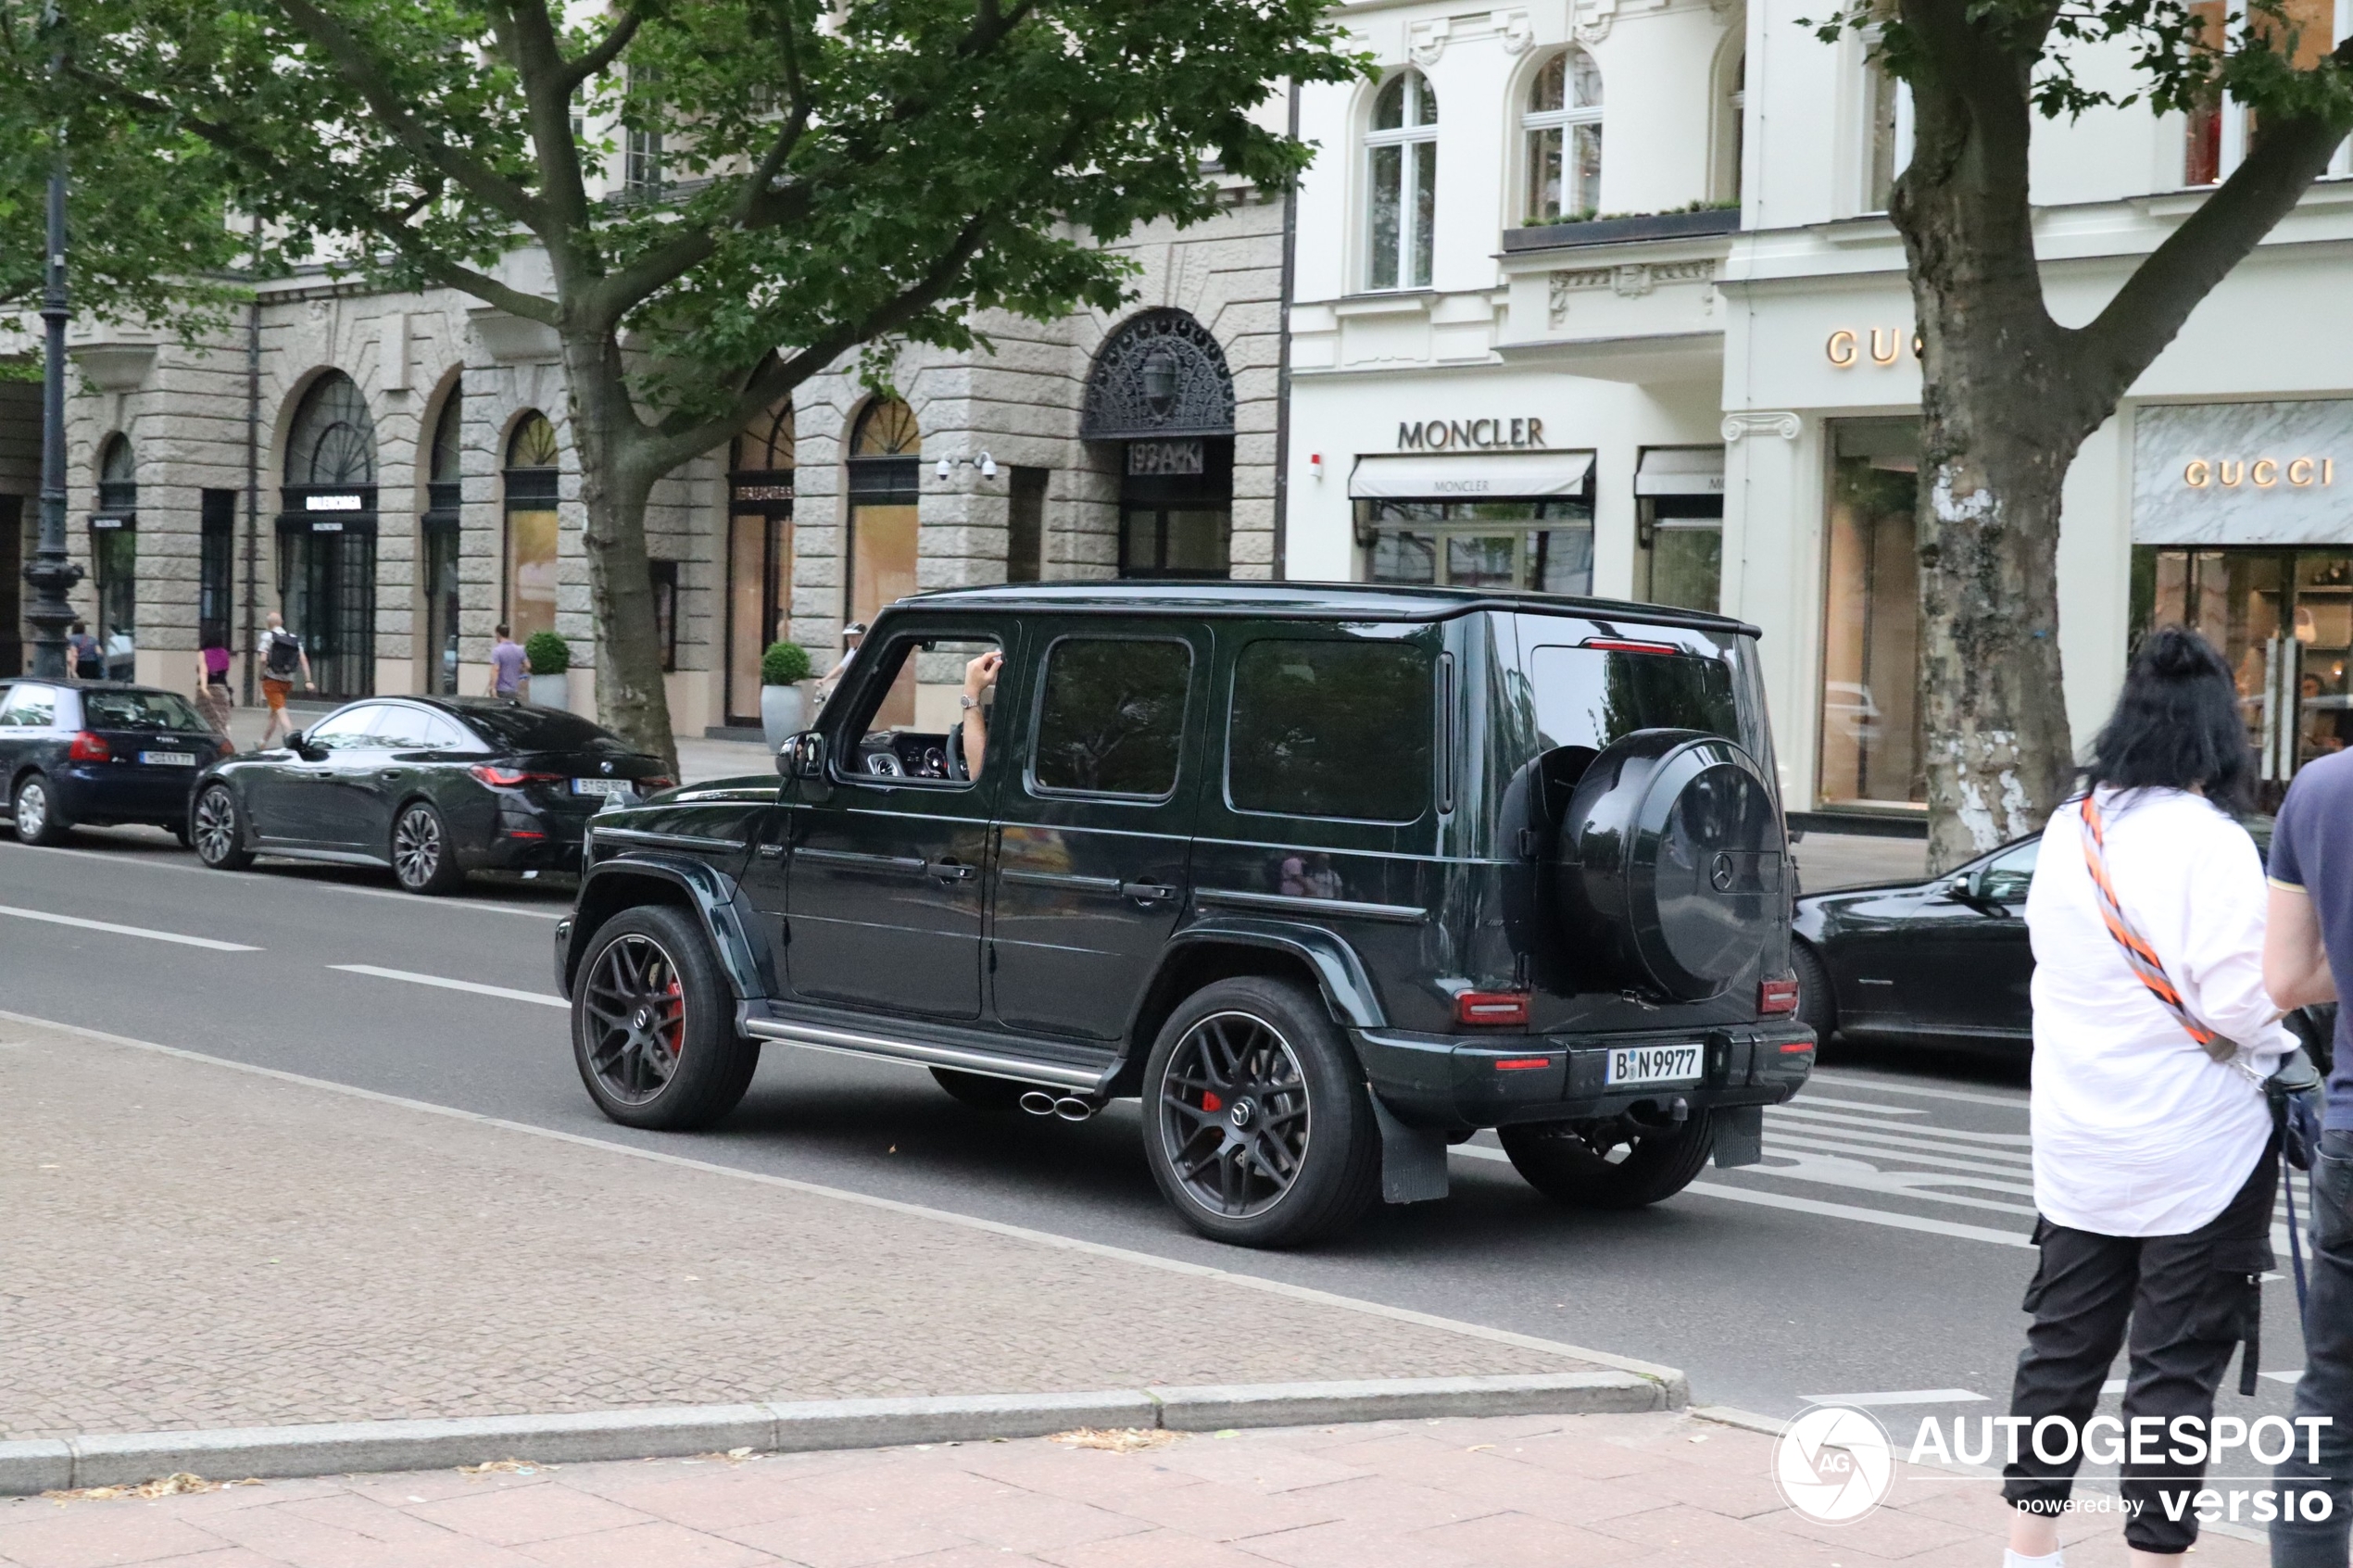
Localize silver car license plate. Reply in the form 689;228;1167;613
1604;1043;1703;1086
572;777;632;797
140;750;197;767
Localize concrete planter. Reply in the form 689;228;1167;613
761;684;808;752
528;671;569;711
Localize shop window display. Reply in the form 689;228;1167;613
1361;497;1593;596
1818;418;1923;809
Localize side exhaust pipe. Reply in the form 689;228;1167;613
1018;1090;1099;1122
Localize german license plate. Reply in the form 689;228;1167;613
572;777;632;797
139;751;196;767
1605;1044;1703;1086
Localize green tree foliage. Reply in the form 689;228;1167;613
6;0;1365;768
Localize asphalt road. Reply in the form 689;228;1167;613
0;821;2312;1433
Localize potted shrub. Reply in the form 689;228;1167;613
761;639;813;750
524;631;572;711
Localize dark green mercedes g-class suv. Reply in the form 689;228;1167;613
556;582;1812;1247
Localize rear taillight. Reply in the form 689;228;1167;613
1759;977;1800;1015
216;737;236;757
470;764;562;788
639;776;673;792
68;731;111;762
1454;990;1530;1028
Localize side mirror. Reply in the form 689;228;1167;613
779;730;827;780
283;729;304;751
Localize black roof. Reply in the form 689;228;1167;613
893;580;1760;638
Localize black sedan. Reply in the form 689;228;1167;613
189;696;673;894
1792;834;2040;1053
1;679;233;846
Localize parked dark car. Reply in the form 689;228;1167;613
1792;835;2043;1053
188;696;672;894
556;582;1815;1248
0;679;232;846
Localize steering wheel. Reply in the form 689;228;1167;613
945;721;969;783
862;749;904;777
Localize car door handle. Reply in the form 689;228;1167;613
928;858;975;882
1121;881;1178;905
379;770;400;781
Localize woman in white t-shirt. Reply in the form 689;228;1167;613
2000;626;2286;1568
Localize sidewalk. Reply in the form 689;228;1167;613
0;1410;2265;1567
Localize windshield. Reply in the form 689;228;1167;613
453;704;623;752
82;690;209;732
1527;644;1741;752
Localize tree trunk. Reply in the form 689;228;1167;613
561;332;680;776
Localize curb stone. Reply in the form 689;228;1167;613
3;1371;1679;1496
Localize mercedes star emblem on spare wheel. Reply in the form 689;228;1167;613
1711;853;1736;891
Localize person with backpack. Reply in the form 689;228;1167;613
2000;626;2289;1568
255;610;312;748
67;621;102;681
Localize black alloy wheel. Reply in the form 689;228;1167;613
391;801;465;895
1141;976;1380;1248
1498;1110;1718;1210
9;773;68;847
571;904;760;1131
190;784;253;870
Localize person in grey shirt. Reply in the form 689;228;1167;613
489;624;526;699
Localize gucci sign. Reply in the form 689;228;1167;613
2183;457;2337;489
1826;328;1922;369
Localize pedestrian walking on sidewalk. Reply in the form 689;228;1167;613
194;637;233;734
68;620;102;681
2261;717;2353;1565
490;623;526;699
2002;626;2289;1568
256;610;311;748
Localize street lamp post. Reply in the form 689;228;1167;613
23;19;83;679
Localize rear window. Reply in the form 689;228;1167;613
1528;644;1739;753
82;690;208;732
456;705;617;751
1228;639;1432;822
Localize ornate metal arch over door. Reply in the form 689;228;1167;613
1080;310;1236;441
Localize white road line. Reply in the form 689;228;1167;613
1766;1117;2036;1163
328;964;569;1009
1808;1073;2030;1110
1768;1129;2035;1176
0;904;261;952
1746;1154;2041;1215
1784;1097;1927;1117
1797;1388;1988;1407
1771;1104;2033;1146
325;883;567;920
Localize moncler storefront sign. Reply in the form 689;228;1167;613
2133;399;2353;546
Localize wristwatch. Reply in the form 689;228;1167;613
959;694;980;710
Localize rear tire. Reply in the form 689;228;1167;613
1499;1112;1717;1210
11;773;69;847
1140;976;1380;1248
391;800;466;895
190;784;254;870
1793;942;1835;1048
573;905;759;1131
930;1067;1034;1113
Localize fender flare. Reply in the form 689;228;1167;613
563;853;766;1002
1143;917;1388;1032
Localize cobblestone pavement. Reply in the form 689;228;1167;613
0;1022;1582;1441
0;1411;2265;1568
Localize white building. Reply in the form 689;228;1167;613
1289;0;2353;822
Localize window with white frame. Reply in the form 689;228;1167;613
1366;70;1439;289
2185;0;2349;183
1525;49;1604;223
1863;54;1912;211
1714;47;1747;205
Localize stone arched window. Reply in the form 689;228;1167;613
429;387;462;490
724;401;796;722
850;398;920;458
287;371;377;487
1365;69;1438;289
1526;48;1603;223
98;433;137;510
422;382;463;696
502;412;561;647
1084;311;1237;580
845;398;921;710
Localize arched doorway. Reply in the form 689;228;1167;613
846;398;920;729
91;433;138;677
725;401;793;724
502;412;561;651
422;384;462;694
279;372;379;698
1080;311;1236;579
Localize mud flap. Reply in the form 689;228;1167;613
1713;1104;1764;1169
1370;1093;1448;1203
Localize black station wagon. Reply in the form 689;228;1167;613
557;583;1814;1247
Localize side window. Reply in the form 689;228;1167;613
0;685;57;728
423;712;476;751
839;633;1003;784
305;706;387;751
1030;638;1191;798
371;706;441;750
1227;639;1433;822
1977;839;2038;905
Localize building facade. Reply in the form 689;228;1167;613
0;181;1284;734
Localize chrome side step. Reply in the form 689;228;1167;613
739;1014;1101;1089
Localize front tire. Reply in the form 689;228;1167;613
391;800;466;895
1499;1112;1717;1210
1793;942;1835;1048
10;773;68;846
190;784;254;870
573;905;760;1131
1140;976;1380;1248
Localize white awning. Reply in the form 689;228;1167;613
1634;446;1726;496
1348;451;1593;501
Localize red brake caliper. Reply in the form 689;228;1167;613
664;978;684;1057
1202;1091;1223;1113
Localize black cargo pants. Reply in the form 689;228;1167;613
2271;1128;2353;1567
2000;1138;2278;1555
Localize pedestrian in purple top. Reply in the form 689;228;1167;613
489;624;526;699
